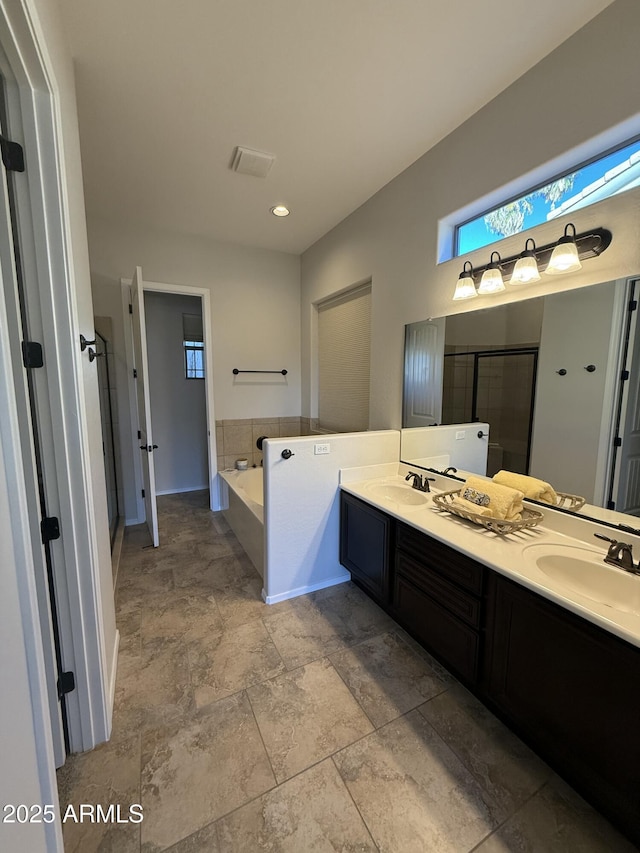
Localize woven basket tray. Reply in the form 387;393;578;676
432;490;544;534
552;492;586;511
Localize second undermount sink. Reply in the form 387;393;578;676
522;543;640;615
365;481;431;507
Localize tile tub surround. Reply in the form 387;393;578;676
56;491;632;852
216;416;312;471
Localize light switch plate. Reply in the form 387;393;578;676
455;430;466;440
314;443;330;455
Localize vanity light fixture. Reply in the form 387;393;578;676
545;222;582;275
453;261;478;300
511;238;541;284
270;204;290;217
478;251;505;294
452;225;612;301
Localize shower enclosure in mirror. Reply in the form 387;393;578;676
402;277;640;519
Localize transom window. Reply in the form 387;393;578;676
456;136;640;257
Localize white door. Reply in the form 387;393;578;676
403;318;445;427
131;266;159;546
613;285;640;515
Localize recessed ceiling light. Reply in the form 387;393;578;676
271;205;290;217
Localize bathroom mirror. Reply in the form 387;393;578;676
402;276;640;520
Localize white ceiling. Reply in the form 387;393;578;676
60;0;613;255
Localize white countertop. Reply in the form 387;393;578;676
340;467;640;649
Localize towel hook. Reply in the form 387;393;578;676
556;368;567;376
584;364;596;373
477;431;488;439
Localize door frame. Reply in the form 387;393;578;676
124;276;220;514
0;0;115;804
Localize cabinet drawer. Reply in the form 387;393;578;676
394;572;480;684
395;551;481;628
396;522;484;594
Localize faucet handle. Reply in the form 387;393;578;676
594;533;635;570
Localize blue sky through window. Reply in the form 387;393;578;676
456;137;640;256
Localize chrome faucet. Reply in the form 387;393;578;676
594;533;640;574
405;471;434;493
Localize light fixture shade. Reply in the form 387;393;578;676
545;223;582;275
511;239;540;284
453;262;477;300
478;252;505;294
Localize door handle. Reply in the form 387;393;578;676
139;444;159;451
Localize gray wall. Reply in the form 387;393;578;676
144;291;209;494
301;0;640;430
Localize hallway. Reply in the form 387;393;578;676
57;492;633;852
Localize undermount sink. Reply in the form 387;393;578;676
365;482;430;507
522;543;640;615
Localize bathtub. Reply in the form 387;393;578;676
219;468;264;577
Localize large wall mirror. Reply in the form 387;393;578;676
402;276;640;522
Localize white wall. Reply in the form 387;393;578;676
400;423;490;476
300;0;640;431
145;291;208;494
530;282;623;501
263;431;400;603
88;217;301;520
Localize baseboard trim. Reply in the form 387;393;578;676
262;572;350;605
107;629;120;738
155;485;209;496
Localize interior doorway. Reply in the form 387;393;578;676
145;291;209;499
126;267;219;546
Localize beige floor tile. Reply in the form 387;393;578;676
141;592;223;644
140;692;275;852
189;619;285;707
247;658;373;783
333;710;499;852
474;775;636;852
217;759;377;852
261;596;350;669
116;568;175;613
112;638;195;740
330;631;448;727
57;734;141;853
161;821;221;852
308;581;395;644
418;683;552;822
207;553;260;592
214;574;266;628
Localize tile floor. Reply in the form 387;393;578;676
57;491;636;852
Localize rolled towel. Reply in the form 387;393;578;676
492;470;557;505
464;476;524;521
451;496;493;518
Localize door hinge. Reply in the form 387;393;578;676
137;429;141;439
41;516;60;544
621;369;630;381
614;436;622;447
607;500;616;511
128;303;133;314
57;671;75;699
22;341;44;368
629;299;638;312
141;489;145;498
0;135;25;172
133;368;137;379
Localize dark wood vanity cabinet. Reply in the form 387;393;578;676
339;492;393;605
339;490;640;843
394;521;486;686
486;572;640;844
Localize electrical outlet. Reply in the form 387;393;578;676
314;443;330;455
455;430;466;440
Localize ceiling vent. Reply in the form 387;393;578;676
231;146;275;178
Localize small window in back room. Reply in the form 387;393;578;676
183;312;205;379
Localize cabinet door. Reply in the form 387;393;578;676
340;493;392;604
487;574;640;844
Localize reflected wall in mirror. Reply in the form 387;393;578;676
402;277;640;518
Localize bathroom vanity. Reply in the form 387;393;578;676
339;484;640;845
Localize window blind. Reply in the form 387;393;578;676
182;312;203;342
317;284;371;432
